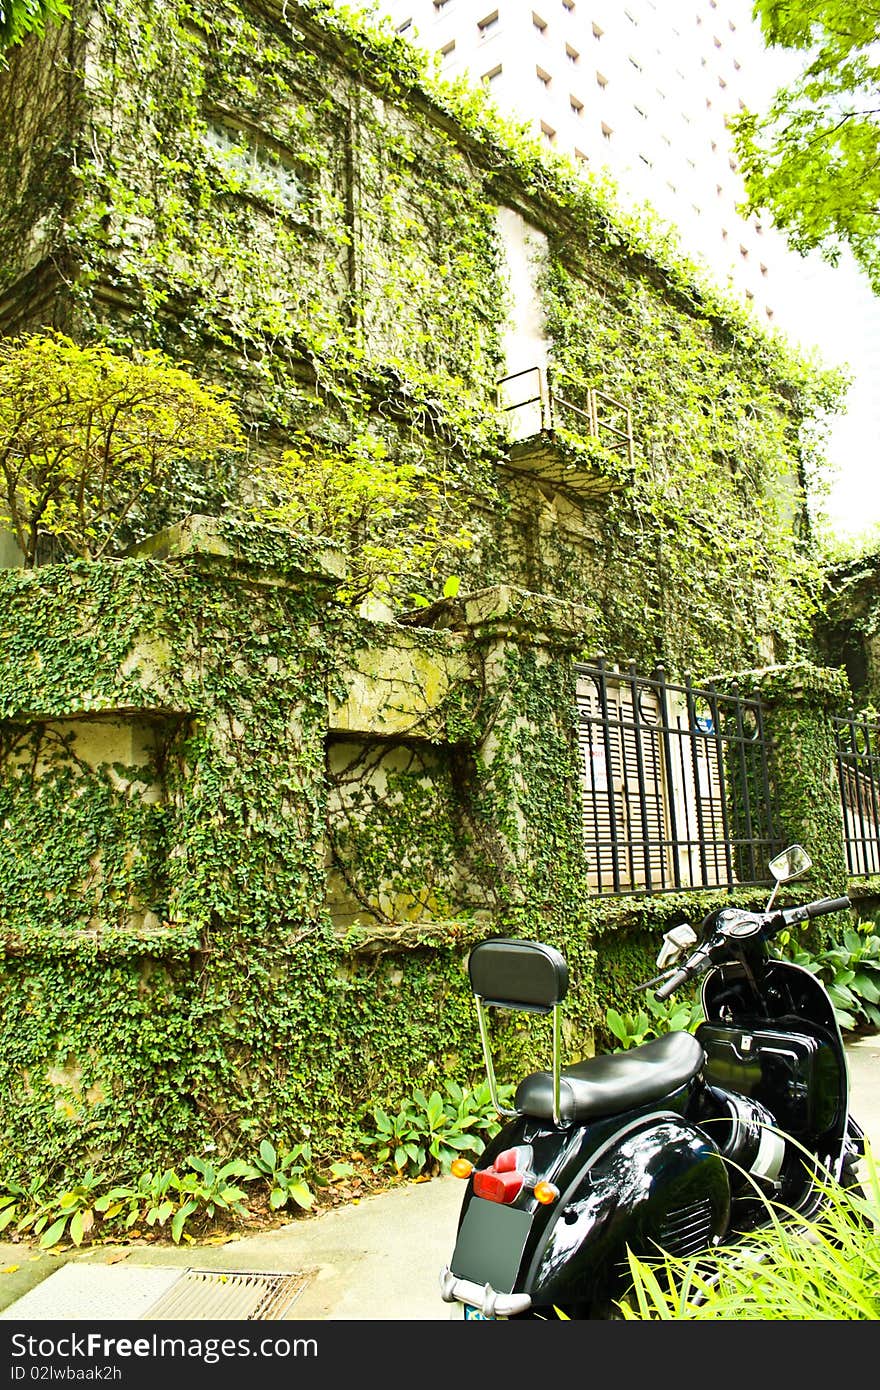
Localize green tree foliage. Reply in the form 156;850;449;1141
0;0;68;54
250;426;473;606
0;332;244;564
732;2;880;292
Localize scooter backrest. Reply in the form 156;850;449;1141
468;938;568;1013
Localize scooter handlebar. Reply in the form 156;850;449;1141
780;896;851;927
653;968;689;1001
653;945;711;1001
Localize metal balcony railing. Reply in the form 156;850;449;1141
496;366;634;470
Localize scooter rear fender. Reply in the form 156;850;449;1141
447;1101;730;1315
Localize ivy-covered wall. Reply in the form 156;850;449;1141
0;520;606;1181
0;0;859;1187
819;544;880;710
0;0;842;671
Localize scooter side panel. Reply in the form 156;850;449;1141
523;1114;729;1310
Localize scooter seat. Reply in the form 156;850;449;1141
514;1030;705;1124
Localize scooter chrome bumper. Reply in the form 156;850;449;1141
439;1266;532;1317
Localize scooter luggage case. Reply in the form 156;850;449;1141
695;1021;842;1138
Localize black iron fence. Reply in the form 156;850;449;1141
575;661;780;895
833;709;880;878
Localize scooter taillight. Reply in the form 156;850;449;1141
473;1146;531;1204
473;1168;524;1203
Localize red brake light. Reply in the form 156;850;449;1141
473;1168;524;1204
493;1148;521;1173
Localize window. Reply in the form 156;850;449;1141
478;10;499;36
566;43;580;62
203;124;307;217
592;20;603;37
596;70;608;88
576;664;777;895
396;18;412;32
574;147;588;164
760;263;768;277
639;153;653;167
718;75;727;89
440;38;456;55
536;65;552;86
532;11;548;33
601;121;612;139
740;244;749;259
628;55;642;72
541;121;556;144
563;0;575;10
571;94;584;115
483;63;502;83
624;7;637;24
634;103;647;119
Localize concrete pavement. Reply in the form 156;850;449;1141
0;1034;877;1322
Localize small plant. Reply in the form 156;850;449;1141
605;990;704;1052
360;1078;513;1178
236;1140;315;1212
0;1175;51;1235
170;1156;253;1240
17;1169;105;1249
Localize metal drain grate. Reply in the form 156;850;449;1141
142;1269;315;1321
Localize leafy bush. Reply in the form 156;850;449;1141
4;1137;318;1249
250;426;473;607
359;1079;513;1178
17;1169;105;1249
94;1157;253;1244
784;923;880;1031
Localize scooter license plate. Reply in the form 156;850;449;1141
463;1305;503;1320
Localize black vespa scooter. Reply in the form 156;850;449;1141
440;845;866;1319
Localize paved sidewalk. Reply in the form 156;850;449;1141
0;1034;876;1322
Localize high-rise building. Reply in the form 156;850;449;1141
376;0;880;537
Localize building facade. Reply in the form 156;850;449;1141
380;0;880;538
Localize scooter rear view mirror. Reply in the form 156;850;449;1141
768;844;812;884
766;844;812;910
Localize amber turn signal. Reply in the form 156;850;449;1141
533;1181;559;1205
451;1158;474;1179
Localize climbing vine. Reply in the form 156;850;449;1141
0;0;860;1204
